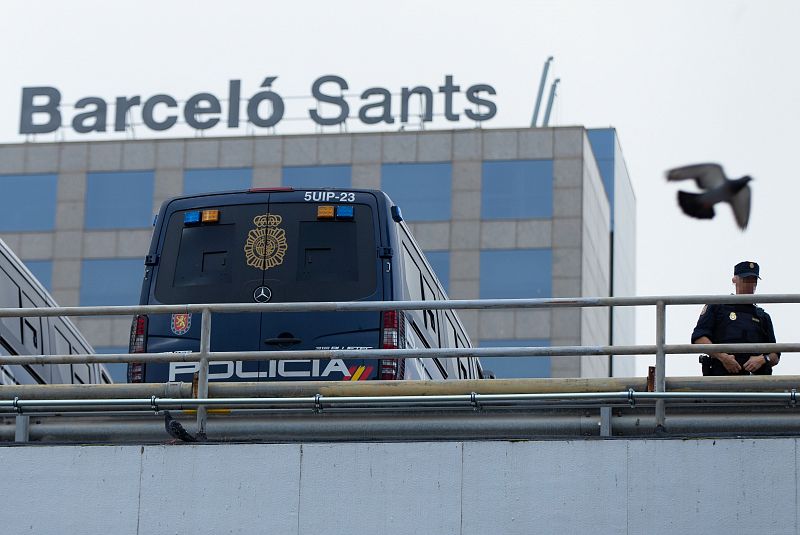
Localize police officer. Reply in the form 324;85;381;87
692;261;780;375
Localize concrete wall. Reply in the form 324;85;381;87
1;438;796;534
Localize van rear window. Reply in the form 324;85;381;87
174;225;235;288
297;221;359;283
154;202;379;304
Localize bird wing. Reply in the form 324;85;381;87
677;191;715;219
666;163;726;190
728;184;751;230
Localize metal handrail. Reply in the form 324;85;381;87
1;293;800;318
2;343;799;366
1;293;797;438
1;390;797;414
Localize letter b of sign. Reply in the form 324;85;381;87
20;87;62;134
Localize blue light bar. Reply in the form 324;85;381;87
335;205;354;219
184;211;201;225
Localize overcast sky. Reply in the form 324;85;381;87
2;0;798;376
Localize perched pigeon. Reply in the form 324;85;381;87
164;411;197;442
666;163;752;230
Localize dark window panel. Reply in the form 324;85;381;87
587;128;616;160
0;174;57;231
23;260;53;291
481;160;553;219
423;250;450;292
480;249;552;299
85;171;155;229
79;259;143;306
381;163;452;221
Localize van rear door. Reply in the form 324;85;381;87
147;199;271;382
256;190;384;381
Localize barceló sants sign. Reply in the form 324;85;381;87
19;75;498;135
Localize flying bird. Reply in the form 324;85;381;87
164;411;198;442
666;163;752;230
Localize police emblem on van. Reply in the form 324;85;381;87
244;213;288;270
170;313;192;335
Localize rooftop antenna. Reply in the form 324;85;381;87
542;78;560;127
531;56;553;127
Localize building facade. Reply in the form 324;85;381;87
0;126;635;381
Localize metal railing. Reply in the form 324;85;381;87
1;293;799;441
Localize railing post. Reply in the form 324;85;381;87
196;308;211;439
14;415;30;442
655;300;666;429
599;406;612;437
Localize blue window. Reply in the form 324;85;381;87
588;128;616;208
0;174;57;231
480;249;552;299
80;259;142;306
85;171;154;229
480;339;551;378
481;160;553;219
24;260;53;291
94;346;129;383
282;165;351;189
184;168;253;194
381;163;451;221
597;160;614;194
587;128;615;160
424;250;450;292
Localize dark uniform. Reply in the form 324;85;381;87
692;303;778;375
692;260;779;376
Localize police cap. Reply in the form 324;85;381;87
734;261;760;279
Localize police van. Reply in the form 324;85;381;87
128;188;483;383
0;239;112;385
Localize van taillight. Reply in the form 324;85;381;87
127;315;148;383
379;310;406;380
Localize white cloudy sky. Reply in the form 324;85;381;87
1;0;798;376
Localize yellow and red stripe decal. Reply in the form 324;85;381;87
346;365;373;381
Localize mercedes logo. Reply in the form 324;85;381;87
253;286;272;303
